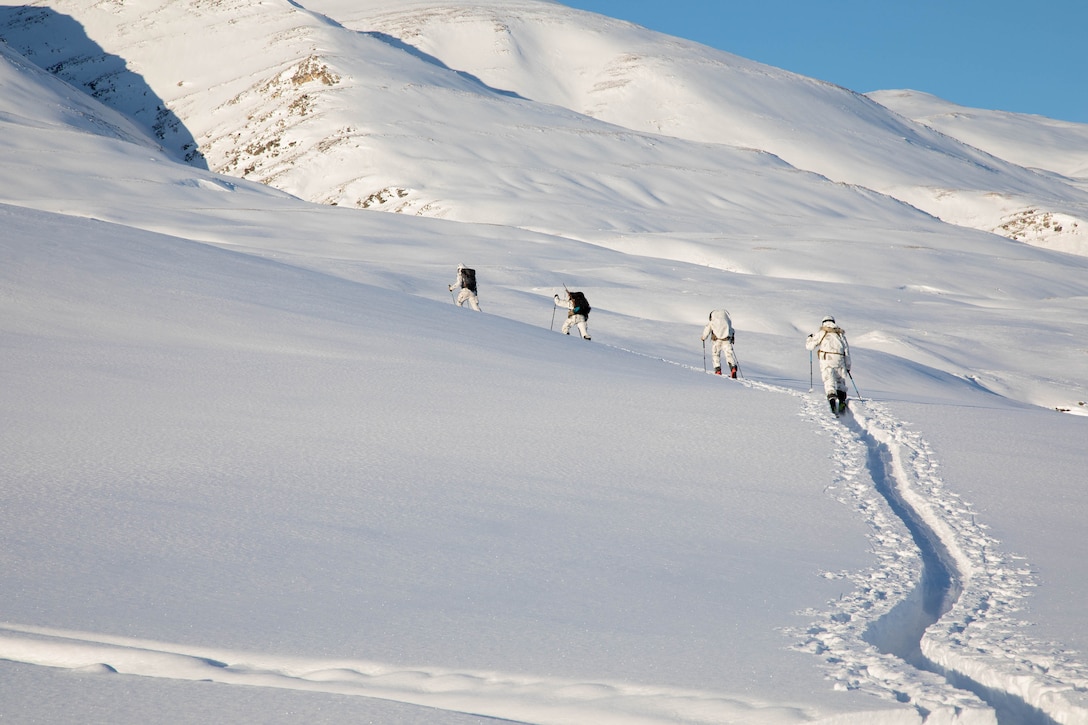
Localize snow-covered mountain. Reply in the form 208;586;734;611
2;2;1088;724
869;89;1088;181
2;0;1087;255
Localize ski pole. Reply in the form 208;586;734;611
848;371;862;401
448;287;457;305
550;299;557;331
702;338;707;373
809;351;814;392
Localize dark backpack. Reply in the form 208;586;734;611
569;291;590;316
461;267;477;293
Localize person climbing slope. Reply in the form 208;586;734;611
448;264;480;311
555;290;591;340
701;309;739;378
806;315;852;415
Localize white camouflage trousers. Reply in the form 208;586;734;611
455;288;480;311
710;338;738;370
820;356;848;398
561;314;589;338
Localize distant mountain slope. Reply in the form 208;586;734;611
869;89;1088;181
0;35;297;231
2;0;1086;255
0;0;937;240
302;0;1088;253
305;0;1088;253
0;40;155;150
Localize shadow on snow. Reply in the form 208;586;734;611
0;5;207;168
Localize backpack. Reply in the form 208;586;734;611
821;327;846;355
460;267;477;293
569;291;590;316
708;309;733;340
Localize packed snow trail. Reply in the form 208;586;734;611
536;340;1086;722
774;382;1088;724
849;404;1061;725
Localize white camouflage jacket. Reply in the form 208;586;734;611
806;323;851;371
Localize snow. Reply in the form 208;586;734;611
316;0;1088;255
868;90;1088;181
2;1;1088;724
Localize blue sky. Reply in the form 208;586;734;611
559;0;1088;124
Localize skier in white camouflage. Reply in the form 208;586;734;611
448;263;480;311
701;309;738;377
806;315;852;415
554;290;591;340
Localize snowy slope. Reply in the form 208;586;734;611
870;89;1088;254
0;0;926;239
3;4;1086;418
1;201;918;724
3;0;1088;256
2;2;1088;724
869;90;1088;181
300;0;1088;253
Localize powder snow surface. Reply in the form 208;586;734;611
1;2;1088;724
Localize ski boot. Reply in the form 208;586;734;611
837;390;848;414
828;393;839;415
730;366;738;379
714;366;722;375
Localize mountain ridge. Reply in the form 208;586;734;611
2;0;1086;254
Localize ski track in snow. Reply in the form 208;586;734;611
3;357;1087;724
766;381;1088;724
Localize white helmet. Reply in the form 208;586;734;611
821;315;836;325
